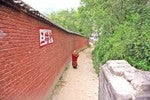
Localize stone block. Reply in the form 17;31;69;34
131;73;150;91
107;60;131;76
124;67;138;82
109;76;135;100
99;60;150;100
135;91;150;100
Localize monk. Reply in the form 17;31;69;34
72;50;79;69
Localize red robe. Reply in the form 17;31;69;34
72;53;79;68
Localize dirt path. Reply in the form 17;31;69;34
50;47;98;100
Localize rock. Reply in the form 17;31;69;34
109;76;134;100
99;60;150;100
131;72;150;91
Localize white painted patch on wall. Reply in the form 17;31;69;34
39;29;54;47
0;30;6;39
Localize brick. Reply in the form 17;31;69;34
0;3;88;100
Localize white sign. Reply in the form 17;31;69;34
40;29;54;46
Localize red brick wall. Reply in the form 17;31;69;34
74;35;89;50
0;4;88;100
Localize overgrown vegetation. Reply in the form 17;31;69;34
91;0;150;73
48;0;150;73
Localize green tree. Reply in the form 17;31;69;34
91;0;150;73
47;0;150;73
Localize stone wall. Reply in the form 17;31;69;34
99;60;150;100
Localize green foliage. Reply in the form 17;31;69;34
48;9;80;34
47;0;150;73
48;9;92;37
91;0;150;72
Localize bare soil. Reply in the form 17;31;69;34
50;47;98;100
